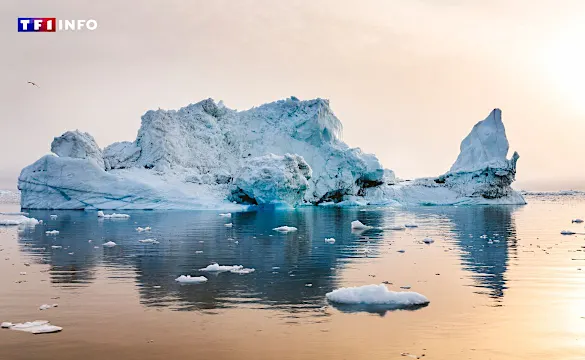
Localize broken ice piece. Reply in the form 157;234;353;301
351;220;372;230
39;304;58;310
103;241;117;247
272;226;297;233
219;213;232;218
324;238;336;244
45;230;59;236
175;275;208;284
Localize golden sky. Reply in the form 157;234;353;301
1;0;584;190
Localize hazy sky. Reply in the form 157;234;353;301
2;0;584;190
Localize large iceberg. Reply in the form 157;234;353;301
18;98;525;209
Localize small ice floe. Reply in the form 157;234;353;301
272;266;280;270
199;263;255;274
219;213;232;218
224;223;233;227
572;219;584;223
51;245;62;249
324;238;336;244
422;238;434;244
1;320;62;334
20;272;27;275
68;252;74;255
351;220;372;231
174;275;208;284
561;230;576;235
230;267;255;275
386;225;406;231
480;234;488;239
404;224;418;228
136;227;151;232
273;226;298;233
325;284;429;307
138;239;159;244
195;250;203;254
401;352;423;359
97;211;130;219
493;239;500;243
45;230;59;236
0;216;40;226
103;241;117;247
50;215;58;220
39;304;58;311
88;240;93;243
305;283;313;287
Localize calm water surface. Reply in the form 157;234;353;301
1;195;585;359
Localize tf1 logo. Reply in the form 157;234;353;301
18;18;98;32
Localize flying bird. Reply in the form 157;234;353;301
27;81;40;88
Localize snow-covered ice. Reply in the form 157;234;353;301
326;284;429;307
45;230;59;235
219;213;232;218
198;263;255;274
0;216;39;226
2;320;63;334
324;238;336;244
351;220;372;230
138;239;159;244
39;304;58;310
224;223;233;227
230;267;256;275
18;99;525;209
273;226;298;233
175;275;208;284
50;215;57;219
103;241;117;247
97;211;129;219
136;226;151;232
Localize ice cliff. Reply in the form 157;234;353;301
18;99;525;209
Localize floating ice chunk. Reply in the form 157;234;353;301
224;223;233;227
39;304;58;311
1;322;13;328
50;215;57;219
20;272;27;275
351;220;372;230
97;211;130;219
45;230;59;235
103;241;117;247
480;234;488;239
138;239;159;244
305;283;313;287
199;263;243;272
230;267;255;275
3;320;63;334
326;284;429;306
219;213;232;218
195;250;203;254
0;216;40;226
273;226;298;233
386;225;406;231
422;238;434;244
572;219;584;223
561;230;576;235
51;245;62;249
324;238;336;244
404;224;418;228
174;275;208;284
136;226;151;232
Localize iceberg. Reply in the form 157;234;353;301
18;98;525;209
175;275;208;284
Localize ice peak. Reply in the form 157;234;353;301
449;108;511;173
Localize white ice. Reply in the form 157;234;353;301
325;284;429;306
138;239;159;244
199;263;243;272
219;213;232;218
39;304;58;310
45;230;59;235
324;238;336;244
0;216;39;226
273;226;298;233
351;220;372;230
103;241;117;247
136;226;151;232
2;320;63;334
97;211;129;219
175;275;208;284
